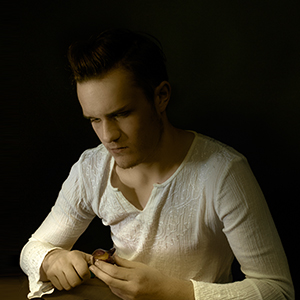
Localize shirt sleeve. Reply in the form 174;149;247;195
20;158;96;299
191;155;294;300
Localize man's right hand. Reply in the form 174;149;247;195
41;249;93;291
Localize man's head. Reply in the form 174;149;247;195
76;68;171;169
68;28;169;102
71;29;172;169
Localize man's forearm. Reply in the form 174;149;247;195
165;278;195;300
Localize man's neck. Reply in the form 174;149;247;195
115;125;195;186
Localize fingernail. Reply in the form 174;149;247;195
94;261;101;267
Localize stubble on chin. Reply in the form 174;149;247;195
114;149;152;170
113;155;140;170
113;119;164;170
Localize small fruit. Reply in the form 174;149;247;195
92;247;116;264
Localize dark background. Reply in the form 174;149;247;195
3;0;299;290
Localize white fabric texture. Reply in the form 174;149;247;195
20;132;294;299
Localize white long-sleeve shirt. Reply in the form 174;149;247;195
20;132;294;299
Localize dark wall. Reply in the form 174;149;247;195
4;0;299;287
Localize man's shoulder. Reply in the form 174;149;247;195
80;143;108;158
77;144;112;169
192;133;246;164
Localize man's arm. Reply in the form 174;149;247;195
190;156;294;300
20;156;96;298
90;255;195;300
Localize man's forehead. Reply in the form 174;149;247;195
76;70;138;98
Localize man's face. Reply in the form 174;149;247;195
77;68;163;169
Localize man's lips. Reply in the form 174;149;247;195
109;147;128;154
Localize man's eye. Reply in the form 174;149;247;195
90;118;101;123
116;111;130;118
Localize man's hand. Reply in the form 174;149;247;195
41;249;93;291
89;255;194;300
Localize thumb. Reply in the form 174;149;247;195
113;255;138;268
81;251;94;265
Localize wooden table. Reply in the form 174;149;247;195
1;274;121;300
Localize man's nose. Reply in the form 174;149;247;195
98;120;120;143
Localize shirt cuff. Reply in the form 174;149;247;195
20;238;62;299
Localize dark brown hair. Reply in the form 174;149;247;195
67;28;168;101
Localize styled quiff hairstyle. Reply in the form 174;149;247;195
67;28;168;101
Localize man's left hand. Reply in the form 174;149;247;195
89;255;194;300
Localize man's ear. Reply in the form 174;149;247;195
154;81;171;113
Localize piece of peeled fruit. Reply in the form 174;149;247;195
92;247;116;264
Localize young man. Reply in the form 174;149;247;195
20;29;294;300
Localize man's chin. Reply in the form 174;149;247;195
114;158;139;170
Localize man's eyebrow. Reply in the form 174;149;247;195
83;114;96;120
106;105;131;118
83;105;131;120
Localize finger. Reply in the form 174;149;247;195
89;265;128;290
71;250;93;266
82;252;94;266
49;274;64;291
93;260;127;280
73;260;91;281
66;267;85;288
53;271;72;291
113;255;137;268
61;272;73;290
59;264;83;289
